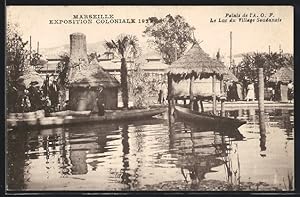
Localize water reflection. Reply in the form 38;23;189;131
168;115;245;189
6;108;294;191
7;129;27;190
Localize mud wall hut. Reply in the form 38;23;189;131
67;33;119;111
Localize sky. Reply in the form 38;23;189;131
7;6;293;64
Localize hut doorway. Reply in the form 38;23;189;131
280;84;288;102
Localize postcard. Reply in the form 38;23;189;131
6;5;294;192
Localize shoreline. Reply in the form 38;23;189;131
133;179;288;191
150;101;294;110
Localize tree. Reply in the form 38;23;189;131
237;52;294;83
128;63;151;109
30;51;43;70
104;34;139;109
56;52;70;87
144;14;195;64
56;52;70;108
88;52;101;63
6;22;29;86
128;63;162;108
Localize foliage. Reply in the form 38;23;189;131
30;52;43;70
128;64;151;108
237;52;294;83
56;52;70;88
128;63;164;108
104;34;140;108
88;52;101;63
55;52;70;110
6;22;29;86
120;58;129;108
144;14;195;64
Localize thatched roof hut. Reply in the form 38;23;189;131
269;66;293;83
223;69;238;82
68;60;120;88
19;66;44;88
168;43;228;81
167;42;231;112
68;60;120;111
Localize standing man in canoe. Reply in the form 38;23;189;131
27;81;42;111
49;79;60;111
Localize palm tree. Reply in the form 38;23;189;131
56;53;70;109
104;34;139;109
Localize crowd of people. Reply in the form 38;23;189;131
158;82;168;105
287;80;294;103
225;81;244;101
225;80;294;102
155;80;294;104
7;75;61;113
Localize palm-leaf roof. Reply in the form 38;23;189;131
19;66;44;87
168;43;227;79
68;60;120;88
269;66;293;83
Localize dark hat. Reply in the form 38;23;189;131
30;81;39;85
17;77;25;83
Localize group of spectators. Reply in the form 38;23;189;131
225;81;244;101
225;80;294;102
7;75;61;113
156;79;294;105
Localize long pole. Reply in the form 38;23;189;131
212;74;217;115
258;67;266;151
168;73;175;116
174;46;178;62
190;76;194;110
29;36;32;62
230;31;232;69
220;75;225;116
37;41;39;54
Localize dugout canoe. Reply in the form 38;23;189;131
174;106;246;131
7;108;166;129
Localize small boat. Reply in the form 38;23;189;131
174;106;246;131
7;107;167;129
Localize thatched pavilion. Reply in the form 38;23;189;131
223;69;238;82
270;66;293;84
269;66;293;102
19;66;44;88
168;42;228;114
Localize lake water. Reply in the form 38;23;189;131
7;108;294;191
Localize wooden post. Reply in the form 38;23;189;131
200;99;204;112
190;76;194;110
258;67;266;150
230;31;232;69
212;74;217;115
220;75;225;116
29;36;32;62
37;41;39;54
168;73;175;116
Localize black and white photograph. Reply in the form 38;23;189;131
5;5;294;192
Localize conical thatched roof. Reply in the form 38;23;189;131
269;66;293;83
19;66;44;88
68;60;120;88
168;43;227;78
223;69;238;82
